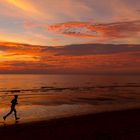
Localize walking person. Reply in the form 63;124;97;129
3;95;20;121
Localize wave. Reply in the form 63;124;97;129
0;83;140;94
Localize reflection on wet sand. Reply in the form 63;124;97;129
0;74;140;125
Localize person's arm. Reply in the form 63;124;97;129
11;99;14;103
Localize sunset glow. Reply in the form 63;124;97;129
0;0;140;74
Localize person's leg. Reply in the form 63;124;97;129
3;108;13;120
13;108;19;120
13;108;17;119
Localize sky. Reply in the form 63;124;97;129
0;0;140;74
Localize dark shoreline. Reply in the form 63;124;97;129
0;108;140;140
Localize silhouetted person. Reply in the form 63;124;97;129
3;95;20;121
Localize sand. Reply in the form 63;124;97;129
0;108;139;140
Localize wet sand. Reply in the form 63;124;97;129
0;108;139;140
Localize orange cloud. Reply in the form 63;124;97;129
0;42;41;62
6;0;44;19
47;20;140;39
0;41;140;74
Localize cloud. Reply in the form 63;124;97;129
47;20;140;39
1;41;140;57
44;44;140;56
0;41;140;74
5;0;45;20
1;0;92;21
0;42;42;62
7;0;38;13
0;0;140;45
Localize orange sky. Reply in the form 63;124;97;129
0;0;140;74
0;42;140;74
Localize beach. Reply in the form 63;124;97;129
0;108;139;140
0;74;140;139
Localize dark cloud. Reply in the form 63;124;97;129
1;42;140;57
44;44;140;56
0;45;9;51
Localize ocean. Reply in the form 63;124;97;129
0;74;140;125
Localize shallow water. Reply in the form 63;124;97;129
0;74;140;125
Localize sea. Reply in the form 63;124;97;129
0;74;140;125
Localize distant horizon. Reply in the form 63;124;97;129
0;72;140;75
